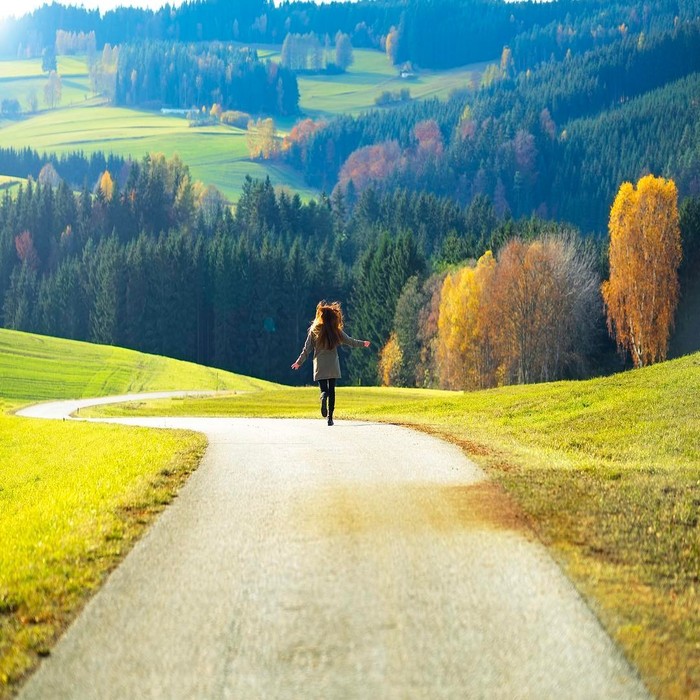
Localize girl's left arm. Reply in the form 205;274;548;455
341;331;370;349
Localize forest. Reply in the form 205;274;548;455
5;0;700;72
114;42;299;115
1;153;698;386
283;21;700;233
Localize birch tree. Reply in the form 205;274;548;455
602;175;682;367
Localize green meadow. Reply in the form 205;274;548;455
0;56;93;110
0;329;276;697
0;327;273;408
91;353;700;700
0;104;316;203
289;48;489;117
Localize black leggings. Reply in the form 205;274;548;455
319;378;336;417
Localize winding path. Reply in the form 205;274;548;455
17;395;649;699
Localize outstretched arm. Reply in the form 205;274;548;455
291;333;313;370
341;330;370;349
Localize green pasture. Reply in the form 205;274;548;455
267;46;489;116
0;328;278;696
0;56;93;111
92;353;700;700
0;327;273;408
0;57;88;79
0;105;316;202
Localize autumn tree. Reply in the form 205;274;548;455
602;175;682;367
385;27;399;65
437;251;497;390
378;332;403;386
491;235;600;383
43;71;62;109
99;170;115;201
15;231;40;270
247;118;278;160
500;45;514;78
38;163;61;188
337;141;402;192
335;32;354;71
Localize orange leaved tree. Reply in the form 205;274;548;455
602;175;682;367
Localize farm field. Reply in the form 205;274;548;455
285;48;489;117
0;105;316;202
0;56;93;110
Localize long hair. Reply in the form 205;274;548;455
309;300;344;350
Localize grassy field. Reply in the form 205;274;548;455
0;105;316;203
291;49;490;117
0;327;273;409
0;56;93;111
89;353;700;700
0;329;277;697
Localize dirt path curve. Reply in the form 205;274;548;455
17;395;650;700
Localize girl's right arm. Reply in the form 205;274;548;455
291;333;314;370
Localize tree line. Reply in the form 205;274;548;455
0;147;127;191
114;41;299;115
6;0;700;74
375;176;695;390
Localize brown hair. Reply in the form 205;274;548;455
309;300;344;350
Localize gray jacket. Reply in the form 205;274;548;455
295;330;365;381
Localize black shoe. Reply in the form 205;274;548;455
327;417;334;426
320;392;328;417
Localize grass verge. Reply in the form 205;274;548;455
0;416;206;698
0;329;277;697
90;353;700;700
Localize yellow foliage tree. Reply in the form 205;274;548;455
436;251;497;390
246;117;278;160
99;170;114;201
500;45;514;78
385;27;399;65
602;175;682;367
378;332;403;386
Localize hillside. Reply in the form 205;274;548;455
0;328;275;408
0;0;698;389
0;49;485;202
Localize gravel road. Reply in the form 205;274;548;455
17;396;650;699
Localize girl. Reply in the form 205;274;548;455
291;301;370;426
